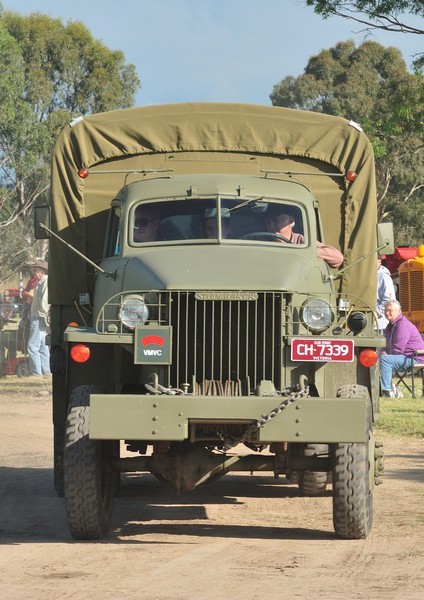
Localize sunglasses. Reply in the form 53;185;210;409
135;217;156;229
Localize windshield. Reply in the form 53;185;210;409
130;197;306;245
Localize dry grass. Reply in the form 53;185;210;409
0;374;52;397
375;378;424;439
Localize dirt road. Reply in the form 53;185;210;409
1;379;423;600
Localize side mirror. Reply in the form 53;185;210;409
377;222;395;255
34;205;51;240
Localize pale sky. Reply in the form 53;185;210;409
3;0;423;107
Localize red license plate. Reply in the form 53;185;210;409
291;338;354;362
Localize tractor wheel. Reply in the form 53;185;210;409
16;361;30;377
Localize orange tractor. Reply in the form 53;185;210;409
398;245;424;333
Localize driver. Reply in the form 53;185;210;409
267;211;343;268
266;212;304;243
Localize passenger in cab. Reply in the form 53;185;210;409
203;217;230;239
133;207;161;243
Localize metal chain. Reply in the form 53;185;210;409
144;381;310;451
144;383;185;395
217;386;310;451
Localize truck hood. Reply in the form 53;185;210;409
121;244;330;293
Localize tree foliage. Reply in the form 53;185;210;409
305;0;424;69
270;40;424;245
305;1;424;33
5;13;139;119
0;9;140;282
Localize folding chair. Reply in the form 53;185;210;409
394;351;424;399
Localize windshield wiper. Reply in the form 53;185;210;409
227;197;266;214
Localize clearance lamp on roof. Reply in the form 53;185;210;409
346;171;357;182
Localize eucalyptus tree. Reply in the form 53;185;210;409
304;1;424;34
270;40;423;245
0;9;140;281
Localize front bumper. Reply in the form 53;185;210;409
89;394;367;443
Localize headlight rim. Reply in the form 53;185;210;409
118;294;149;330
300;298;333;333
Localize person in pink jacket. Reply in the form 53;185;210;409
380;300;424;396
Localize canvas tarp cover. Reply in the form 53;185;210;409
49;102;377;305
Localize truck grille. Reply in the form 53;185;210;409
167;291;284;392
96;290;284;393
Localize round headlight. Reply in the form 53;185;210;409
119;295;149;329
301;298;333;333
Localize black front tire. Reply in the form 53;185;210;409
64;385;117;540
332;384;373;539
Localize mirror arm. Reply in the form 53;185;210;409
39;223;115;279
324;241;390;283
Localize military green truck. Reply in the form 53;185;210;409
36;103;391;541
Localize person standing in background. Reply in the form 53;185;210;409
18;263;42;351
377;257;396;332
27;258;51;379
0;264;41;377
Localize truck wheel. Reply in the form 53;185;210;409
54;427;65;497
332;384;373;539
64;385;116;540
298;444;329;496
50;346;66;375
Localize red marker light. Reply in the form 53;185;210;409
359;349;378;367
78;167;89;179
70;343;91;363
346;170;357;182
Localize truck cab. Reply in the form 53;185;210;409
87;172;373;400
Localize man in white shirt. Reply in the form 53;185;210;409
377;257;396;332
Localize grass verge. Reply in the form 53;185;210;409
375;382;424;438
